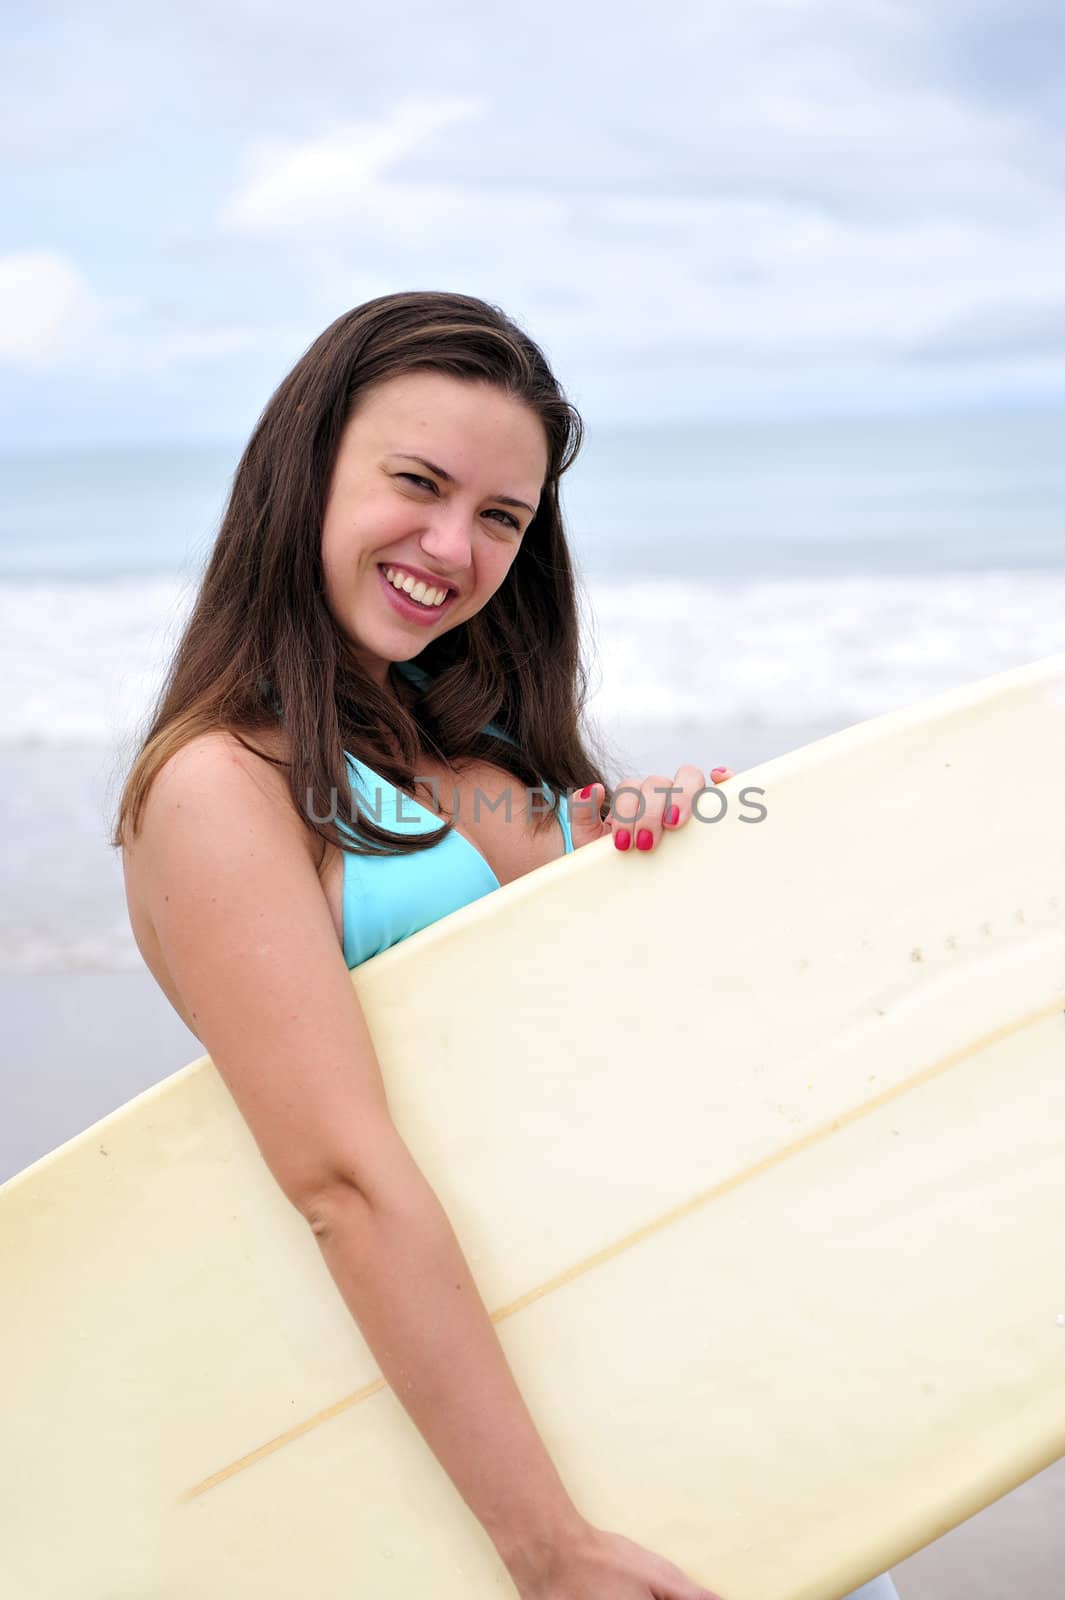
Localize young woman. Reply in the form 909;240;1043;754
114;291;897;1600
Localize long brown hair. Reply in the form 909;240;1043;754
111;290;615;861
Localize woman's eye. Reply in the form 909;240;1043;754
397;474;519;533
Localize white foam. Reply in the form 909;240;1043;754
1;576;196;746
3;569;1064;747
584;569;1065;726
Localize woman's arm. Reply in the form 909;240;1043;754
126;732;585;1583
309;1163;583;1582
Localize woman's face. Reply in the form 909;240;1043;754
320;371;549;687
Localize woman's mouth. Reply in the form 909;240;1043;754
377;564;459;625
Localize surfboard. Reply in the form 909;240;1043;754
3;653;1064;1600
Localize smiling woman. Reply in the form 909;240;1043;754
317;371;547;675
113;293;600;874
108;290;892;1600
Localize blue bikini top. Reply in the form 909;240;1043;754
338;660;573;968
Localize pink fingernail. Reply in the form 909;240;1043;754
666;804;679;826
636;829;653;851
615;829;631;851
578;785;593;799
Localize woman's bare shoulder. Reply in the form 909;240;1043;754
127;724;315;866
166;722;293;773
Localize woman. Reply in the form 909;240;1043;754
114;291;897;1600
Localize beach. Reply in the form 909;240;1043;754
6;0;1065;1576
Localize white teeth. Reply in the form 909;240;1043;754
383;567;449;607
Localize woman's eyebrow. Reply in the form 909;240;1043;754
390;452;536;516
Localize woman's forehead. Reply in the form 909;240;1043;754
344;373;548;473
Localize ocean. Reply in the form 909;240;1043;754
3;404;1063;974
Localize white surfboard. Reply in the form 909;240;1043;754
3;653;1064;1600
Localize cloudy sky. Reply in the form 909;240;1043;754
3;0;1064;446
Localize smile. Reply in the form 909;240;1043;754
377;564;459;624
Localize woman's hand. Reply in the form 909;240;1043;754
569;766;735;853
511;1520;725;1600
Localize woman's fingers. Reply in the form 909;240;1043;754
611;765;733;852
658;763;729;832
567;782;610;849
606;773;669;852
570;765;736;855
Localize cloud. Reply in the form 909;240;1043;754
3;0;1064;438
223;98;485;233
907;300;1065;365
0;251;101;364
0;247;272;377
198;4;1065;388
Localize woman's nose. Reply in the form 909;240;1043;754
419;507;474;569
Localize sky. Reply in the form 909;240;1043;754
2;0;1064;446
